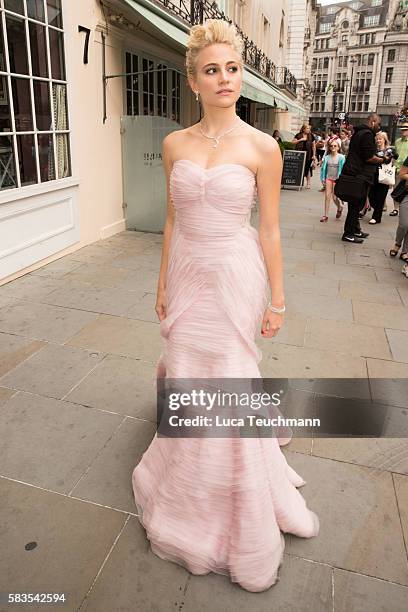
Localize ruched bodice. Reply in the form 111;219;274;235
170;159;257;240
160;160;269;365
132;158;320;593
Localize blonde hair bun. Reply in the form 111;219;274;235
186;19;244;77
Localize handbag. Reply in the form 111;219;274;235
334;174;368;201
378;163;396;186
391;179;407;203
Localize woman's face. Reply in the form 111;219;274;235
304;126;311;134
188;43;243;108
376;134;385;148
329;143;339;154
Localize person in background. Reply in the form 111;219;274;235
368;131;397;224
339;113;383;243
315;132;325;166
273;129;283;144
390;123;408;216
340;130;350;156
389;156;408;263
325;127;342;152
319;140;345;222
292;124;317;189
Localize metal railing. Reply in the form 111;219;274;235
152;0;297;96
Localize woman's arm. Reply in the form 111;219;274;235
320;156;327;182
155;133;176;321
292;133;305;145
400;164;408;180
256;135;285;320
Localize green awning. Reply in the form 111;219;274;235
122;0;305;116
241;67;304;116
123;0;189;47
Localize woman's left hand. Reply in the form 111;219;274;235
261;310;284;338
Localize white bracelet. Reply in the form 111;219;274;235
267;302;286;314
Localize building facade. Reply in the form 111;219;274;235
309;0;408;136
0;0;306;284
286;0;318;130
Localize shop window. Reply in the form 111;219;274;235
0;0;70;191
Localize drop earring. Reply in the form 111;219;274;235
195;91;199;101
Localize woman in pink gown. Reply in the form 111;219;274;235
132;19;319;592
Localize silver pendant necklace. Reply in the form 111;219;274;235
199;116;242;148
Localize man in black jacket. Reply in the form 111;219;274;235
340;113;385;243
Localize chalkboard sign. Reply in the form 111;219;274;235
281;150;306;190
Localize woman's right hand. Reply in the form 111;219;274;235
155;289;167;322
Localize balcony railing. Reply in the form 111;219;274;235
152;0;297;96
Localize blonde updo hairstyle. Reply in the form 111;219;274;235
185;19;244;79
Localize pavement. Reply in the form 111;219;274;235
0;174;407;611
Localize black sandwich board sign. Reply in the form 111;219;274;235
281;150;307;190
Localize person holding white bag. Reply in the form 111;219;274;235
368;131;397;224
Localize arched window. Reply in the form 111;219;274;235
279;16;285;48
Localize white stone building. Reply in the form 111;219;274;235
309;0;408;138
286;0;318;131
0;0;307;283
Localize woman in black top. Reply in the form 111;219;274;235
293;124;317;189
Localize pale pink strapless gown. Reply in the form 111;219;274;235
132;159;319;592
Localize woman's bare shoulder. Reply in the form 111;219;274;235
162;126;198;158
247;125;280;156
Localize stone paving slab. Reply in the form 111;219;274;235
0;274;68;301
393;473;408;549
79;517;190;611
397;283;408;306
284;273;340;297
0;343;104;400
261;343;367;378
258;314;307;349
385;329;408;363
181;555;333;612
366;359;408;410
42;282;148;317
333;568;408;612
314;261;378;282
0;332;45;378
340;280;403;305
29;257;84;277
352;300;408;331
345;250;392;269
0;385;15;406
65;354;157;420
284;452;408;585
304;319;392;360
0;391;123;493
0;477;126;611
285;292;353;322
0;299;98;343
311;438;408;475
71;418;155;513
65;314;161;363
